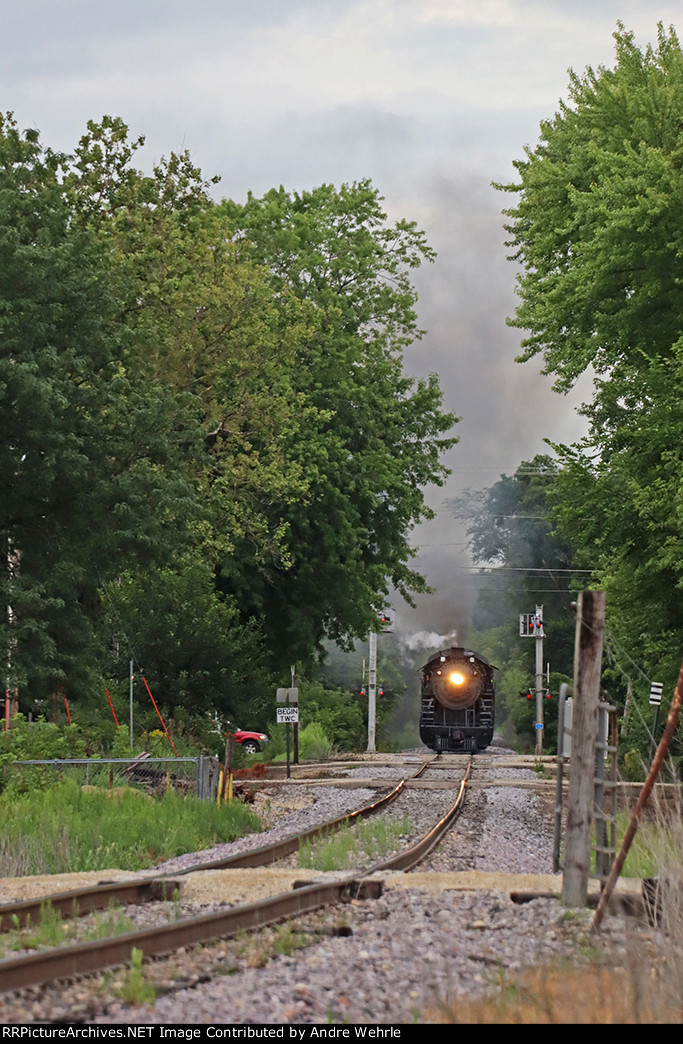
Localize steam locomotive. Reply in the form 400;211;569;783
419;647;495;753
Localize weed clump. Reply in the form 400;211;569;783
0;778;262;875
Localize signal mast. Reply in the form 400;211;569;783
520;604;545;755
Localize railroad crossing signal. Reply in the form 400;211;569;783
520;688;551;700
520;612;544;637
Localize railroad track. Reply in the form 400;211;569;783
0;753;472;993
0;755;437;930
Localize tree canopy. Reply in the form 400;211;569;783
497;25;683;765
1;114;456;737
450;456;578;750
1;114;199;700
219;182;458;666
499;23;683;395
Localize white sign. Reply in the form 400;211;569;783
277;706;299;724
276;687;299;703
650;682;663;706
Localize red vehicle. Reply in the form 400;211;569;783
231;727;269;754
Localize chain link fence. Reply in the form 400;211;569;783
4;754;220;799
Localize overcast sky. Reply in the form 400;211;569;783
4;1;680;637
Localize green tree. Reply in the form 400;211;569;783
497;25;683;764
2;115;456;739
0;114;198;706
68;117;312;575
62;118;318;725
220;182;458;666
99;555;264;722
451;456;577;750
498;23;683;394
451;455;576;637
297;680;365;751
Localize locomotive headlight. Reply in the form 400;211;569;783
432;660;484;710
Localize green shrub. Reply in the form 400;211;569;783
0;714;86;762
623;749;646;782
296;681;365;750
298;721;333;760
0;715;87;795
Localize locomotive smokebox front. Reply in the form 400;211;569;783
431;659;485;710
420;647;495;753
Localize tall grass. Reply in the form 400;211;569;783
0;778;261;875
630;788;683;950
427;963;682;1023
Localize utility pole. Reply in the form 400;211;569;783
366;631;377;753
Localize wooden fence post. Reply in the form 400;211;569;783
562;590;606;907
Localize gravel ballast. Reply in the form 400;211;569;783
0;750;660;1024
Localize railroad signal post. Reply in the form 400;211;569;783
366;612;392;753
366;631;377;752
520;604;545;754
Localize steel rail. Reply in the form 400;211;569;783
0;760;435;933
170;776;410;874
367;757;471;873
411;754;439;779
0;756;464;992
0;878;182;932
0;877;383;994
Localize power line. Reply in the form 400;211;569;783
452;566;595;573
474;589;579;594
449;513;550;519
448;466;558;474
410;542;469;548
408;549;596;573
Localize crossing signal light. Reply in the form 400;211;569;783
519;612;545;636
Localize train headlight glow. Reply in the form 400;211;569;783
449;672;465;685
